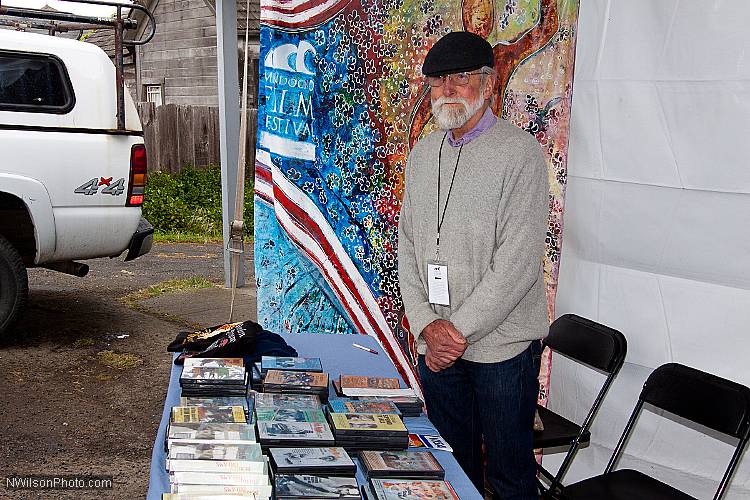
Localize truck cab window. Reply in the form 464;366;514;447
0;52;74;113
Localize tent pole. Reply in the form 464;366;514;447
216;0;244;289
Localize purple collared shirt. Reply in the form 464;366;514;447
447;107;497;147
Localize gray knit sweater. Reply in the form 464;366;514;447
397;118;549;363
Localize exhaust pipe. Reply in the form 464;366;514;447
42;261;89;277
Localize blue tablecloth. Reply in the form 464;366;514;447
146;333;482;499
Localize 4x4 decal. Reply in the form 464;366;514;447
74;177;125;196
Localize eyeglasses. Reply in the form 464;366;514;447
425;71;485;88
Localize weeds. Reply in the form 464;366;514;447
96;350;143;370
142;165;254;242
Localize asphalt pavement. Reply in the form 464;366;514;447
0;242;257;499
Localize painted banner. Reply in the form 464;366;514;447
255;0;580;395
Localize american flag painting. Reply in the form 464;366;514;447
254;0;581;396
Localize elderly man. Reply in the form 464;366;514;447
397;31;549;499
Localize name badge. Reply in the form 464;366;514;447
427;260;450;306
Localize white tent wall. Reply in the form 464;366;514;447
547;0;750;497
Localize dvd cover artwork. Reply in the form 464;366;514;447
168;422;256;441
275;474;358;497
255;408;327;423
262;356;323;372
359;450;444;477
255;393;321;409
264;370;327;387
370;478;458;500
179;396;249;409
168;442;263;461
339;375;400;390
170;406;246;424
258;422;334;440
330;413;406;433
270;447;353;468
181;358;245;382
327;399;400;415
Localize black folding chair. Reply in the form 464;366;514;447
556;363;750;500
535;314;627;497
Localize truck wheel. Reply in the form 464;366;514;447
0;234;28;337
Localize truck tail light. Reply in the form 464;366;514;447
126;144;147;206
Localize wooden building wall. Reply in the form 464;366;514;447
136;0;220;106
135;0;260;107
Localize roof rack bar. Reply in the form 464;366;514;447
0;0;155;130
0;5;136;30
0;18;103;33
58;0;156;46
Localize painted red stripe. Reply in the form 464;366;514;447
260;7;347;29
261;0;346;15
255;190;273;205
273;185;375;326
272;183;413;386
273;197;370;337
255;163;272;183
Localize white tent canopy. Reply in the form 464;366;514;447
550;0;750;497
212;0;750;493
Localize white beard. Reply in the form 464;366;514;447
431;94;485;130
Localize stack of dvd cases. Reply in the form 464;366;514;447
332;376;424;416
251;356;323;391
179;358;248;397
166;396;254;447
358;450;445;479
165;408;270;498
166;441;271;498
270;447;358;500
255;393;335;449
262;370;329;401
327;413;409;451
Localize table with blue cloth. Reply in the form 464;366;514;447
146;332;482;499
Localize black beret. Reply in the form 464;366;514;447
422;31;494;77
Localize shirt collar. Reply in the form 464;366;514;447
447;107;497;147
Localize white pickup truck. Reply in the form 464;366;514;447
0;30;152;336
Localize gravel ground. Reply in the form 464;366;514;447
0;243;253;499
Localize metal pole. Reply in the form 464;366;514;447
216;0;243;288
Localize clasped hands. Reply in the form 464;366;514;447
422;319;467;372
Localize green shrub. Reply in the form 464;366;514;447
142;166;254;241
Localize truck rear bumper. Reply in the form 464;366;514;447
124;217;154;262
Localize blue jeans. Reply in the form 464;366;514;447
419;341;541;499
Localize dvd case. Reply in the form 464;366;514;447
170;406;246;424
167;423;256;443
254;393;322;410
327;399;400;415
328;413;407;436
255;408;327;423
274;474;359;499
359;450;444;478
256;422;334;445
368;478;458;500
167;443;263;461
269;447;356;475
166;459;266;474
261;356;323;373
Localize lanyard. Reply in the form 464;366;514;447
436;132;463;261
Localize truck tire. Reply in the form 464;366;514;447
0;234;28;337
